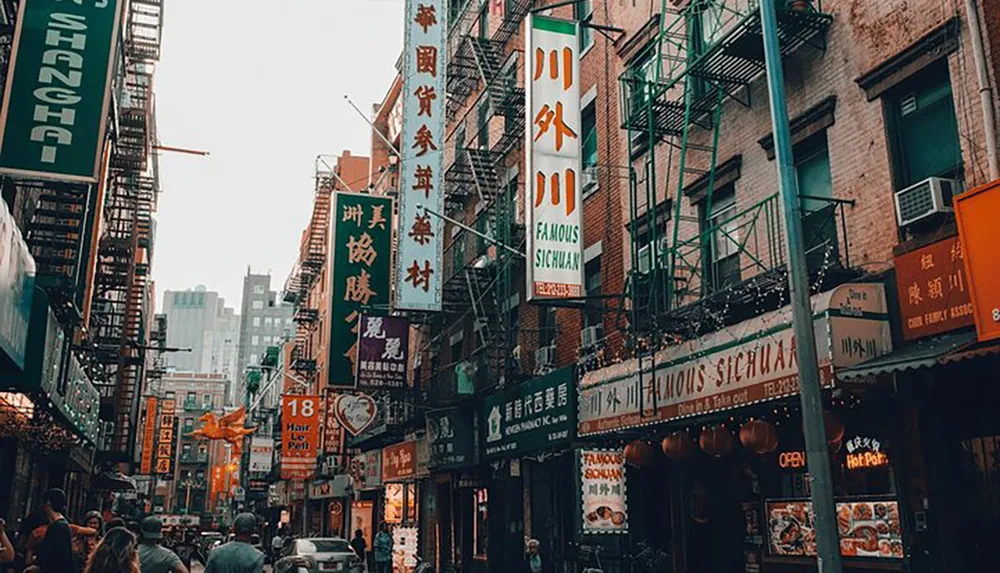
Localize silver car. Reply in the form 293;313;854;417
274;538;363;573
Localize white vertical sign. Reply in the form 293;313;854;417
396;0;447;310
249;437;274;473
526;14;584;301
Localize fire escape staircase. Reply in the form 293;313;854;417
289;173;332;377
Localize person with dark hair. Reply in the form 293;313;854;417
205;513;264;573
350;529;367;570
106;517;126;531
84;527;140;573
75;511;105;571
372;522;393;573
35;488;75;573
137;516;188;573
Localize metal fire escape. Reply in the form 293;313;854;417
619;0;835;341
91;0;163;460
430;0;532;401
284;163;333;381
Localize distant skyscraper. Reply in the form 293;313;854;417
236;271;293;404
161;286;240;380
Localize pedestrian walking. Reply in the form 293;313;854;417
372;522;393;573
524;539;553;573
74;511;105;572
137;516;188;573
269;530;284;564
84;527;140;573
350;528;367;569
204;513;264;573
28;488;75;573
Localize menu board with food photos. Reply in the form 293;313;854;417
767;499;903;559
580;449;628;533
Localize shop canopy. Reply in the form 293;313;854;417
837;329;1000;379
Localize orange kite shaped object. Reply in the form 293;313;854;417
190;407;255;457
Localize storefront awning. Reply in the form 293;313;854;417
836;330;982;379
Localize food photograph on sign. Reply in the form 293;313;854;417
766;500;902;559
580;449;628;533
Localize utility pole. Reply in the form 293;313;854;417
759;3;842;573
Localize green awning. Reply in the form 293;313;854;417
836;330;978;379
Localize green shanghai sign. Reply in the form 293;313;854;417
0;0;123;182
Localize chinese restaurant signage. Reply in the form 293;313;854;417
281;395;321;480
766;499;902;559
894;235;973;340
427;406;477;470
844;436;889;470
579;283;891;435
140;397;157;474
382;439;418;482
323;393;345;459
955;179;1000;342
580;449;628;534
526;14;584;301
396;0;446;311
249;437;273;473
0;0;123;182
0;197;34;371
329;192;394;387
356;315;409;390
483;366;575;459
156;399;176;477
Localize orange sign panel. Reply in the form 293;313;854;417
140;397;157;474
281;395;321;480
894;235;973;340
954;178;1000;342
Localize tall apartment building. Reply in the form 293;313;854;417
236;272;294;403
161;286;239;376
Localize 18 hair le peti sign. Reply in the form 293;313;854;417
281;395;321;480
525;14;584;301
0;0;123;182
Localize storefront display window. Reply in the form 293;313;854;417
473;487;488;560
385;483;420;525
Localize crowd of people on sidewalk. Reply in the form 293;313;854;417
0;488;266;573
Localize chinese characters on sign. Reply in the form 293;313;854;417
155;399;177;477
426;407;477;470
526;15;584;301
0;0;124;182
280;395;321;480
483;366;575;459
954;179;1000;342
381;440;418;482
356;315;410;390
330;193;394;387
396;0;446;310
580;449;628;534
844;435;889;470
248;437;274;473
140;397;157;474
893;235;973;340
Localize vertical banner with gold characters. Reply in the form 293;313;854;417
155;399;177;478
140;397;157;474
395;0;446;311
329;192;394;387
525;14;584;301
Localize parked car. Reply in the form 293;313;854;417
274;538;362;573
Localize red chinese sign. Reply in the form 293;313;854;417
281;395;321;480
381;440;418;482
140;397;157;474
894;235;973;340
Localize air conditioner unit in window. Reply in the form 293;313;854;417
580;324;604;349
534;345;555;375
582;166;599;190
894;177;957;228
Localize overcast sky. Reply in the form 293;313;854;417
152;0;404;310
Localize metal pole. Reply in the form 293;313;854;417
963;0;1000;180
417;203;525;258
759;3;842;573
344;95;403;158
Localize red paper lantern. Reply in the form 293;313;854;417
824;410;845;452
661;431;695;462
624;440;658;467
699;426;735;457
739;420;779;454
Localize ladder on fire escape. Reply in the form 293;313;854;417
290;169;332;379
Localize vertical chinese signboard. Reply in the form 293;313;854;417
955;179;1000;342
579;449;628;534
249;437;274;473
396;0;446;311
155;399;176;478
140;397;157;474
0;0;124;182
329;192;394;387
281;395;321;480
356;315;409;390
525;14;584;301
893;235;973;340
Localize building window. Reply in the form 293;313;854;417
265;317;273;327
252;300;264;310
473;488;488;560
581;98;598;186
182;443;191;456
251;335;259;346
165;391;175;401
585;256;602;327
477;101;490;150
478;2;488;39
198;445;207;456
253;317;261;327
885;61;962;189
626;47;657;157
795;135;838;272
701;186;741;292
574;0;593;52
263;336;271;345
253;285;265;294
186;391;196;404
183;418;194;433
540;306;556;348
202;394;212;408
250;354;258;364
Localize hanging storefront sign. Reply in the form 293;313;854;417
894;235;973;340
382;439;418;482
156;399;177;477
323;392;345;464
579;283;892;436
0;0;123;182
356;315;410;391
844;436;889;470
360;449;383;489
248;437;273;473
954;179;1000;342
580;449;628;534
330;192;394;388
426;406;477;470
0;197;34;372
525;14;584;301
281;395;321;480
333;393;378;436
140;397;157;474
483;366;575;459
396;0;446;311
309;475;350;499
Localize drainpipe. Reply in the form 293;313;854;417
965;0;1000;180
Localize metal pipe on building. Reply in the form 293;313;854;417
964;0;1000;180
